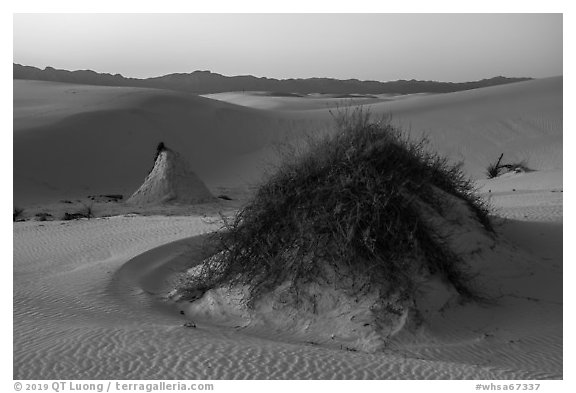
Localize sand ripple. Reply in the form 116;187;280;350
14;214;561;379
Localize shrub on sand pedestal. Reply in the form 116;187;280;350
181;109;493;351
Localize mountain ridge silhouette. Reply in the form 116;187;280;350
13;63;532;95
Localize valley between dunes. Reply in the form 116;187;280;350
13;77;562;379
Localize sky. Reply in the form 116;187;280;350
13;13;562;82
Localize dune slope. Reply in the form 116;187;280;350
14;81;304;204
13;192;562;379
13;76;562;379
366;77;563;179
214;78;562;180
14;77;561;205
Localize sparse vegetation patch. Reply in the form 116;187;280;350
486;153;533;179
63;203;94;220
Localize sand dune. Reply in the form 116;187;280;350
13;76;562;379
207;78;562;180
478;170;563;222
14;77;561;206
311;77;562;180
12;179;562;378
362;77;563;178
14;80;311;204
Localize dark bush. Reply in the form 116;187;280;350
63;203;94;220
486;153;504;179
63;212;84;221
190;109;492;307
13;207;24;222
486;163;502;179
486;153;533;179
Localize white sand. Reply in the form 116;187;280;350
206;78;562;180
359;77;562;179
14;78;561;204
13;183;562;379
13;77;562;379
128;148;214;205
13;80;311;205
202;91;394;111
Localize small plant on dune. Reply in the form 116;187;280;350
188;108;492;308
79;203;94;219
63;203;95;220
486;153;504;179
13;207;24;222
486;154;533;179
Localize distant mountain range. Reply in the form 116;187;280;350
13;63;532;95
